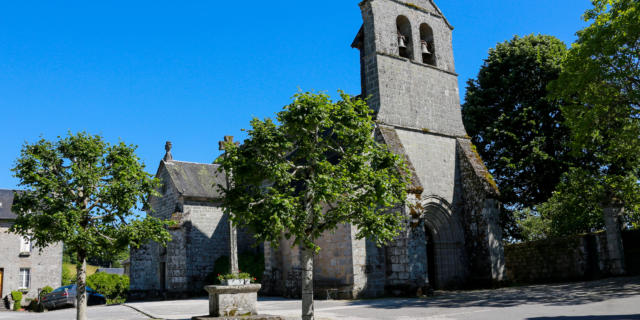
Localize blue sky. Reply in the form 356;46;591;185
0;0;592;189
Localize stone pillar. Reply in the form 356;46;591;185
204;284;261;317
603;205;625;275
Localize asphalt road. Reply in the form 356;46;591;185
2;276;639;320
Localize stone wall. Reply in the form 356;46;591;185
456;138;505;285
0;221;62;300
130;167;177;292
504;229;640;284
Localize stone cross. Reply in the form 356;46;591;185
219;136;239;275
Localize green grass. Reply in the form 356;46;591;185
63;263;100;278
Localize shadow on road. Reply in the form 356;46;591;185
345;276;640;309
527;315;640;320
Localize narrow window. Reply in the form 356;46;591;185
419;23;436;66
396;16;414;59
19;268;30;289
19;236;31;255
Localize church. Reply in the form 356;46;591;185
130;0;504;299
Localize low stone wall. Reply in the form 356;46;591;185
624;229;640;275
505;229;639;284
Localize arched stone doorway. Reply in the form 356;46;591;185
420;196;467;289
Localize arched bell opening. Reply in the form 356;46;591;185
396;16;414;60
419;23;436;66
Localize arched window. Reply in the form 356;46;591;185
396;16;413;59
419;23;436;66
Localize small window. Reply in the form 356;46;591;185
20;236;32;255
19;268;30;289
419;23;436;66
396;16;414;59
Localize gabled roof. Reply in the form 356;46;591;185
161;160;227;200
0;189;18;220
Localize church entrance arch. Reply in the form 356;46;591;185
420;196;467;289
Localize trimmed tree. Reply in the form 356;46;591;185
462;34;572;240
216;92;408;320
10;132;172;320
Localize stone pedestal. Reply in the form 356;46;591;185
204;284;261;317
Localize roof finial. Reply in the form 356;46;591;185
164;141;173;161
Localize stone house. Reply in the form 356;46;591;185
260;0;505;298
129;148;258;298
0;189;62;308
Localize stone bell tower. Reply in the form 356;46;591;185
352;0;505;292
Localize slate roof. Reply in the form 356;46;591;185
162;160;227;200
0;189;18;220
377;125;423;194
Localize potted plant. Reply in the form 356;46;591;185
217;272;252;286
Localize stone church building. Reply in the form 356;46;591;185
131;0;504;299
261;0;504;298
129;146;258;297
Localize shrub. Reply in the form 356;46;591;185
11;291;23;311
87;272;129;304
40;286;54;297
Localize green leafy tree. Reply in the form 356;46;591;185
217;92;408;320
462;35;571;239
10;132;172;320
548;0;640;227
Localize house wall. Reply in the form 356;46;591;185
0;221;62;300
130;167;177;293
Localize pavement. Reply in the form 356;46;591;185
2;276;640;320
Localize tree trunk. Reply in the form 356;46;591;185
301;246;314;320
76;251;88;320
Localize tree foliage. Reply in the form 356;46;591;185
462;35;571;239
9;132;172;320
547;0;640;227
216;91;408;320
217;92;408;250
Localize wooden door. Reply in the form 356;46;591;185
0;268;4;297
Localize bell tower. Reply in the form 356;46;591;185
352;0;505;292
352;0;466;137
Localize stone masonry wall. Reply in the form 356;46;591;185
505;229;640;284
361;0;466;137
0;221;62;300
456;138;505;285
130;167;177;292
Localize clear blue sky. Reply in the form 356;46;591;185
0;0;592;189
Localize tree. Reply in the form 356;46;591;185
216;92;408;320
548;0;640;228
10;132;172;320
462;35;572;239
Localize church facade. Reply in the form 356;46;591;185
130;0;504;299
260;0;504;298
